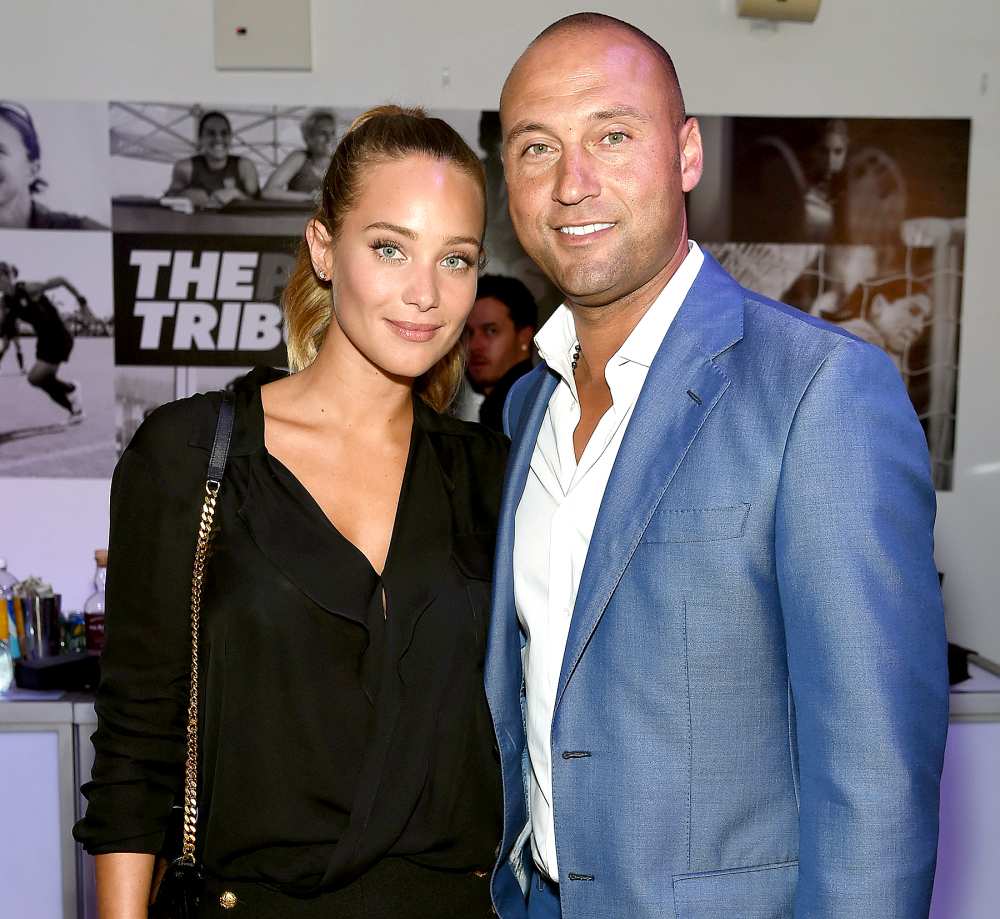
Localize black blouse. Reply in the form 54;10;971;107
74;368;508;895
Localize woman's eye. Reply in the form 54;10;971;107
377;245;402;260
442;255;470;271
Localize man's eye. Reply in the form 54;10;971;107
605;131;627;146
526;143;550;157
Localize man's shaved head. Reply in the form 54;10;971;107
502;12;686;127
497;12;704;310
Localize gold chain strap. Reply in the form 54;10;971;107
179;479;220;866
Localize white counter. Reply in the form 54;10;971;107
2;662;999;919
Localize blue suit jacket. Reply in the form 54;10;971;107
485;254;949;919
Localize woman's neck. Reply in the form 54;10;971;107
276;329;414;435
0;193;31;228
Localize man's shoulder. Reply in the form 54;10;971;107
735;283;871;371
726;283;903;413
503;363;552;435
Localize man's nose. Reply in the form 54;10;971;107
553;145;600;206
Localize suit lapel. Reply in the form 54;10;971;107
485;365;558;718
554;253;745;712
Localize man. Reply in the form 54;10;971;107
0;261;85;422
465;274;537;431
835;277;932;373
484;13;948;919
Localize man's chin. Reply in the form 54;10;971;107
547;264;624;307
467;371;493;390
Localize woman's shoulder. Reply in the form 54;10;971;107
281;149;309;167
124;391;222;461
420;405;509;462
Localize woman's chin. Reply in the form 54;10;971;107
370;351;446;385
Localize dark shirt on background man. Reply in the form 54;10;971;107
479;359;533;432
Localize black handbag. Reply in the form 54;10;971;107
149;394;235;918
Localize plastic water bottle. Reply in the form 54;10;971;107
0;559;16;692
84;550;108;652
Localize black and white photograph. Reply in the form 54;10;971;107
0;229;115;477
691;115;970;491
719;117;969;245
0;100;110;230
109;102;350;237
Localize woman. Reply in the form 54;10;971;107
75;106;506;917
165;110;260;209
0;100;105;229
261;108;338;202
0;261;85;421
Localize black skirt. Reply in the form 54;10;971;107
197;857;493;918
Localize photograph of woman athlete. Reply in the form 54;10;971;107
0;261;85;422
0;100;108;229
0;290;24;373
260;108;337;202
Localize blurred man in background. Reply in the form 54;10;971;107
464;273;536;431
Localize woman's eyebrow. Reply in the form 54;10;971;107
445;235;482;248
365;221;418;239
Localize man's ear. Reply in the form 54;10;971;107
516;325;535;354
679;117;704;195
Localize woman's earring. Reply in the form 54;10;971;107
317;268;328;281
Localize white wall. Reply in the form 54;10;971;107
1;0;998;656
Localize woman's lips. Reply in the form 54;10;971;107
386;319;444;342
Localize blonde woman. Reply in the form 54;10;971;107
261;108;338;202
76;107;505;918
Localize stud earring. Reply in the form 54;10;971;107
317;268;328;281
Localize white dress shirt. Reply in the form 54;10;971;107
513;241;704;881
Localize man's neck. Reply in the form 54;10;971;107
569;235;690;376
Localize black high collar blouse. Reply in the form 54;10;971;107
75;368;507;895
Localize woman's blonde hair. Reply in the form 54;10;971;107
282;105;486;412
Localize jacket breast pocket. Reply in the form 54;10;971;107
672;860;797;919
642;503;751;544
